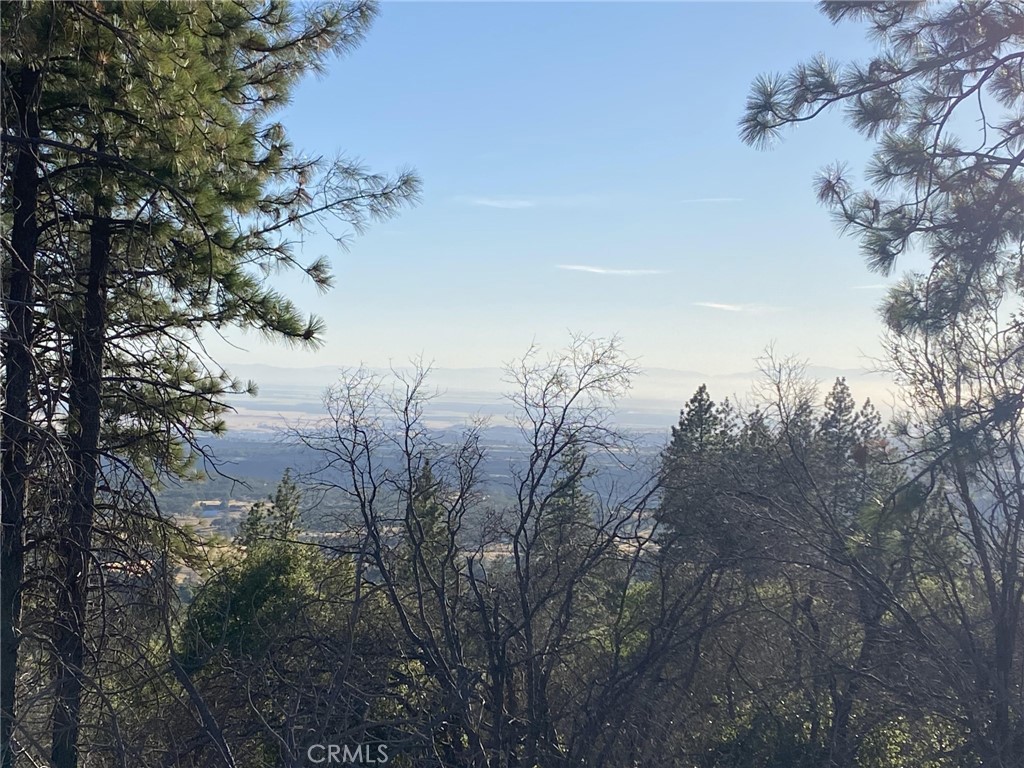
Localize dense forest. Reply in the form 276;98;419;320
2;1;1024;766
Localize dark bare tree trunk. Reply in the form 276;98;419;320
1;65;42;768
50;185;110;768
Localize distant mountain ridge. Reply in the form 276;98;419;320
218;361;901;433
224;362;890;389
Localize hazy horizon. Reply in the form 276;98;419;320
219;358;902;433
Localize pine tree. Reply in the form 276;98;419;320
657;385;739;559
2;3;418;765
237;469;302;548
535;443;592;569
410;459;448;570
667;384;729;456
742;10;1024;758
741;0;1024;325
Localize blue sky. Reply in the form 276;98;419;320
207;1;926;378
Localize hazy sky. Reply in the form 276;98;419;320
206;1;930;377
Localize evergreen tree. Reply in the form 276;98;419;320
741;0;1024;325
667;384;731;456
657;385;740;561
743;7;1024;761
409;459;449;572
534;442;593;572
185;497;394;768
237;469;302;548
2;3;417;765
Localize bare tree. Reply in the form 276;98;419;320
290;336;738;767
295;363;489;765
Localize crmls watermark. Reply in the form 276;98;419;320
306;744;389;764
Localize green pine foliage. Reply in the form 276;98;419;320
2;3;417;766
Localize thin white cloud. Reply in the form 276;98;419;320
694;301;784;314
558;264;669;276
678;197;744;204
468;197;538;209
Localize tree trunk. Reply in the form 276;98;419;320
1;65;42;768
50;188;110;768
